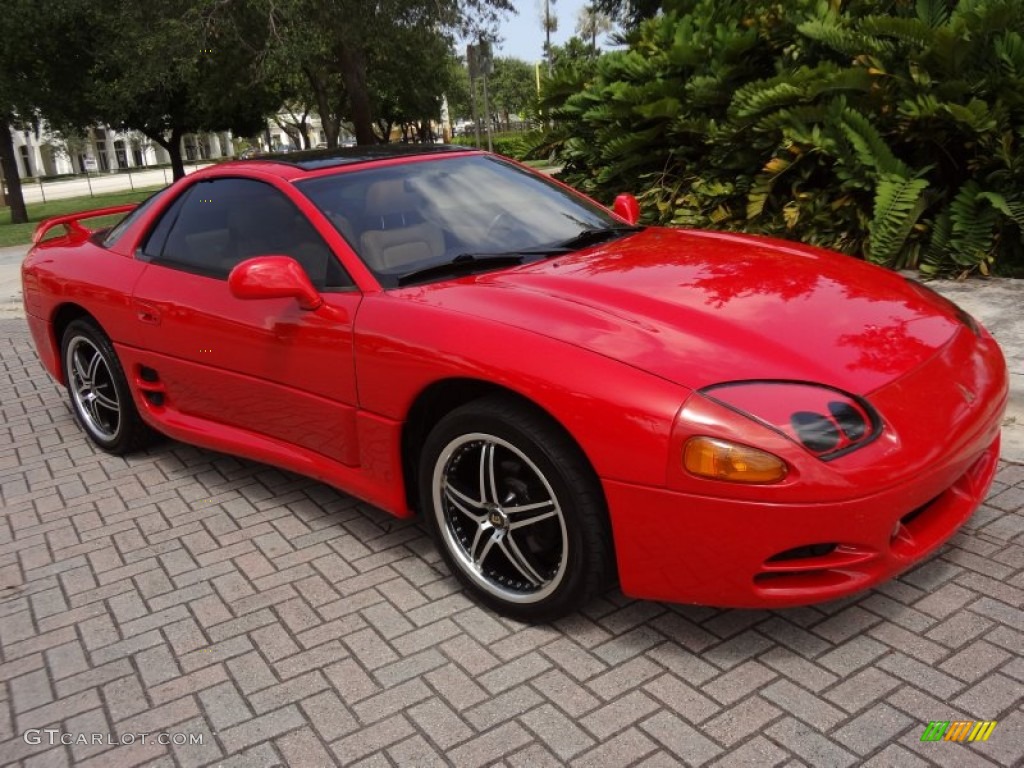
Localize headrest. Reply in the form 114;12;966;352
364;179;417;217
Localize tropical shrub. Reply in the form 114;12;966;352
450;131;544;160
543;0;1024;276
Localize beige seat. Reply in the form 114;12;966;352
360;179;445;271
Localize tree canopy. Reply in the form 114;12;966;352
234;0;512;147
488;58;538;128
1;0;278;183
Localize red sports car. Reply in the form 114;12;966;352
21;146;1007;620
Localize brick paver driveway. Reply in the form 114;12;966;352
2;318;1023;767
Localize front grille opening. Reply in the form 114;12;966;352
766;543;837;563
900;501;933;528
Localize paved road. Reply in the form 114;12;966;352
1;318;1024;766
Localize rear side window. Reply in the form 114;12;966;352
102;187;172;248
139;177;352;288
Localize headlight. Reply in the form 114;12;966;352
699;380;882;460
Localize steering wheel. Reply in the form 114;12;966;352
484;211;513;243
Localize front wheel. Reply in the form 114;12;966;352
419;396;613;621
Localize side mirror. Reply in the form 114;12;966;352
613;194;641;225
228;256;323;311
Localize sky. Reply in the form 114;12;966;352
491;0;594;63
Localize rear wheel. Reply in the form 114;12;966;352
420;395;613;621
61;318;155;454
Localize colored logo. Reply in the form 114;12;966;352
920;720;997;742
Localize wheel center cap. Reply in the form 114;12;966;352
484;503;506;528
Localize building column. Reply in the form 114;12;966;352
206;132;221;160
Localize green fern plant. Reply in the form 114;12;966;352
541;0;1024;275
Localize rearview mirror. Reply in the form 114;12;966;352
228;256;323;311
613;194;641;226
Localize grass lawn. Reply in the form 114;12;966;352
0;186;164;248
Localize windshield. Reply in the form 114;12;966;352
297;154;623;287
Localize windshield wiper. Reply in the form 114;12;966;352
397;253;529;286
552;224;644;251
394;227;642;286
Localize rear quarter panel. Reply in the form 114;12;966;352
22;237;148;384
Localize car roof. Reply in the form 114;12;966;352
203;144;485;182
247;143;476;171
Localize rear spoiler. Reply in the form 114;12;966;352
31;204;139;246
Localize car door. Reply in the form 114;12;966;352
128;175;363;466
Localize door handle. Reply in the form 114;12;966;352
136;302;161;325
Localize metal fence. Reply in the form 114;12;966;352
16;162;213;205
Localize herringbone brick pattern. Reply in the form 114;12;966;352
1;318;1022;767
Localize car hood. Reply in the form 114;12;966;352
408;228;965;394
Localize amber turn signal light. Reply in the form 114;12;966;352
683;437;788;484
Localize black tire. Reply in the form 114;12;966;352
419;395;613;621
60;318;156;455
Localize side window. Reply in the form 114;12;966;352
102;186;172;248
141;188;190;260
140;177;352;288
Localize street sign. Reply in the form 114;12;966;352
83;156;98;172
478;40;493;76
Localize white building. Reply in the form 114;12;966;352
7;123;234;179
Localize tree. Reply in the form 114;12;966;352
549;37;600;70
372;28;464;143
274;101;314;150
2;0;278;183
91;1;279;180
0;0;97;222
576;5;615;53
444;56;474;124
591;0;661;29
541;0;559;72
240;0;512;147
0;107;28;224
488;58;537;129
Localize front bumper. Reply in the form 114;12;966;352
605;432;999;607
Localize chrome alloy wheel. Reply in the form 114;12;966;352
432;433;569;604
65;335;122;442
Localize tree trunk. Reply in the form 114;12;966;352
146;128;185;180
373;119;394;144
0;120;28;224
304;67;339;148
273;117;302;149
339;46;375;145
168;137;185;180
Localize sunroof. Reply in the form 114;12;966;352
248;144;479;170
